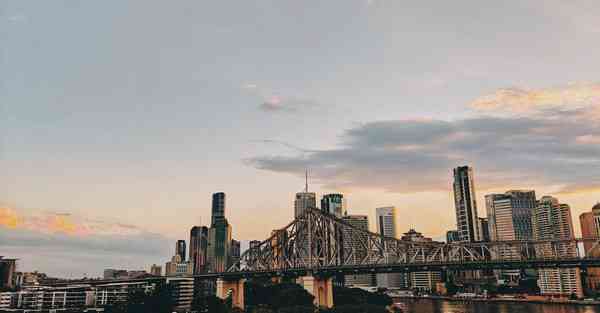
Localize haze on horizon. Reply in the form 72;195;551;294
1;0;600;278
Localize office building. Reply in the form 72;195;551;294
533;196;583;298
401;229;442;292
189;226;209;274
486;190;536;282
176;240;186;262
295;172;317;218
165;255;193;277
166;277;194;312
342;214;375;287
453;166;480;242
580;203;600;290
478;218;490;242
150;264;162;276
321;194;345;218
208;193;232;273
211;192;226;225
375;207;406;289
0;257;16;289
446;230;459;243
230;239;241;267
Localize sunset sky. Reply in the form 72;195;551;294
2;0;600;277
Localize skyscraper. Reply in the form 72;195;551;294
294;170;317;218
321;194;345;218
485;190;536;282
533;196;583;298
230;239;241;268
189;226;209;274
453;166;480;242
375;206;406;289
176;240;186;262
579;203;600;290
342;214;375;287
208;192;232;273
211;192;226;225
446;230;459;243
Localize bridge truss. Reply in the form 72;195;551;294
217;208;600;278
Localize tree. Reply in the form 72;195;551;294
192;295;231;313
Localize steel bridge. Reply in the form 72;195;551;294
199;208;600;308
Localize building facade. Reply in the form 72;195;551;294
533;196;583;298
176;240;187;262
453;166;480;242
401;229;442;292
211;192;226;225
485;190;536;282
165;255;193;277
150;264;162;276
375;207;406;289
580;203;600;291
446;230;459;243
294;192;317;218
342;214;375;287
189;226;209;274
321;194;345;218
0;257;16;290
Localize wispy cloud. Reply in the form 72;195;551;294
241;83;320;112
470;82;600;114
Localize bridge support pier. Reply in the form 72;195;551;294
216;278;245;310
298;276;333;308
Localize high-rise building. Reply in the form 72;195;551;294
478;217;490;242
375;207;406;289
579;203;600;290
189;226;209;274
165;254;193;277
176;240;186;262
211;192;226;225
446;230;459;243
150;264;162;276
401;229;442;292
453;166;480;242
0;257;16;290
533;196;583;298
208;193;232;273
342;214;375;287
485;190;537;282
294;171;317;218
321;194;345;218
230;239;241;268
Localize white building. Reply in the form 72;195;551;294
533;196;583;298
294;192;316;218
375;206;406;289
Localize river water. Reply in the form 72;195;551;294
400;299;600;313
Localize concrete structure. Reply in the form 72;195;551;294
176;240;187;262
401;229;442;292
342;214;375;287
216;278;245;310
165;255;193;277
150;264;162;276
486;190;536;282
580;203;600;291
375;206;406;289
533;196;583;298
298;276;333;308
189;226;209;274
321;193;345;218
166;277;194;312
453;166;481;242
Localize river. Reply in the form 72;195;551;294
399;299;600;313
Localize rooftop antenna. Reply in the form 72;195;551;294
305;168;309;193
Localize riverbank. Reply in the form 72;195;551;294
392;295;600;306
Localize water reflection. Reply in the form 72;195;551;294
403;299;600;313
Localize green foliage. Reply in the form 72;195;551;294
319;304;389;313
245;280;315;312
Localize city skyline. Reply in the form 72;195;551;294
2;0;600;278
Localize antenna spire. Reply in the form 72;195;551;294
305;169;309;193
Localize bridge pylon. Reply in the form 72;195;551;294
297;275;333;308
216;278;245;310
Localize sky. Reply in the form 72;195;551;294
1;0;600;278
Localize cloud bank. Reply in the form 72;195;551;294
249;83;600;195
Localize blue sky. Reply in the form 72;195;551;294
1;0;600;277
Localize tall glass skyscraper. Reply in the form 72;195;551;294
453;166;480;242
176;240;186;262
321;194;345;218
211;192;226;225
189;226;209;274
